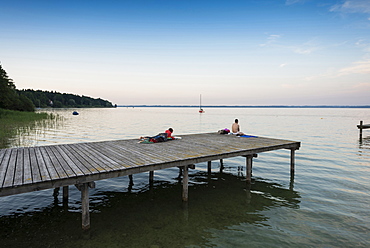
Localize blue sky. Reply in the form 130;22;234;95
1;0;369;105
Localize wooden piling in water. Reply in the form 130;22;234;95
149;171;154;184
81;183;90;230
182;166;189;202
357;120;370;140
207;161;212;173
63;186;69;204
246;155;253;183
290;148;296;172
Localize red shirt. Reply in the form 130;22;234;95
165;130;173;139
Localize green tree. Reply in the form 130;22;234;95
0;64;35;112
0;64;17;109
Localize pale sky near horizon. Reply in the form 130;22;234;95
1;0;370;105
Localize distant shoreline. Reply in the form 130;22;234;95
118;105;370;109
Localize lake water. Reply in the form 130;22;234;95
1;107;369;247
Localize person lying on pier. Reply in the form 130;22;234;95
231;119;245;136
139;128;175;143
165;128;174;139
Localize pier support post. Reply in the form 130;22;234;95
149;171;154;184
290;148;296;172
243;154;257;183
182;165;189;202
63;186;69;206
207;161;212;174
246;155;253;183
290;172;295;191
81;183;90;230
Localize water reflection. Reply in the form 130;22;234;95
1;113;64;149
359;136;370;148
0;170;300;248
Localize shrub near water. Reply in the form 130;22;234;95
0;109;54;148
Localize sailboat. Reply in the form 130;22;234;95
199;94;205;113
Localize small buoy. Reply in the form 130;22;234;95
72;111;79;115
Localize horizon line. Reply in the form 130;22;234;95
117;105;370;108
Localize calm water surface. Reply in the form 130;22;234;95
1;107;369;247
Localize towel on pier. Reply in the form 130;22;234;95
240;135;258;138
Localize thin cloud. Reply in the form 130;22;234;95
285;0;307;5
330;0;370;14
305;60;370;81
337;59;370;76
292;39;320;54
293;47;318;54
355;39;370;52
260;34;281;47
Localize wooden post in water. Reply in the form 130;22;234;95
182;165;189;202
207;161;212;174
149;171;154;184
63;186;69;205
290;148;296;173
81;183;90;230
359;121;363;140
246;155;253;183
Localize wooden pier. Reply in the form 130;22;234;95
357;121;370;139
0;133;300;229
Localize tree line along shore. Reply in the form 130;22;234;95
0;64;115;112
0;63;115;148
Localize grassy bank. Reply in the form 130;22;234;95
0;109;56;148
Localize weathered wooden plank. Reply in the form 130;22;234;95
132;140;205;162
0;149;6;164
103;140;167;166
88;142;141;167
43;146;70;179
34;147;51;182
12;148;24;186
39;146;60;180
80;142;129;170
75;142;119;170
0;149;11;187
95;141;161;166
2;149;18;188
23;148;33;185
58;145;96;175
50;145;83;177
67;143;113;172
112;140;167;164
29;147;41;183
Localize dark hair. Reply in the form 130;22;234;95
169;128;173;132
235;119;239;123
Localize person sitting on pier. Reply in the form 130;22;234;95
231;119;244;136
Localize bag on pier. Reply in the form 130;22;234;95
218;128;230;134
